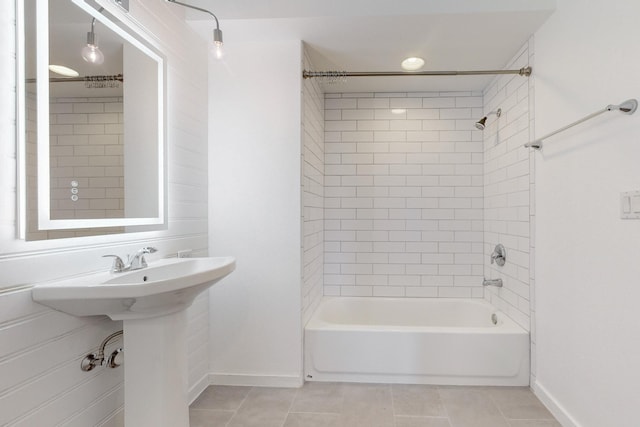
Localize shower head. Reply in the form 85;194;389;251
475;108;501;131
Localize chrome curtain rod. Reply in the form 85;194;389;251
303;66;532;79
25;74;124;84
524;99;638;150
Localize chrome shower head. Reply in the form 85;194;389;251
474;108;501;131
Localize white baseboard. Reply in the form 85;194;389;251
532;380;581;427
208;372;303;388
189;373;212;405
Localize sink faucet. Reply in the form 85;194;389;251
127;247;158;270
103;247;158;273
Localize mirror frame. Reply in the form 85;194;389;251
18;0;166;238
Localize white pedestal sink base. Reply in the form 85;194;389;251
124;310;189;427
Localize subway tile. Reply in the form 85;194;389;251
342;109;374;120
374;131;407;142
405;287;439;297
356;275;389;286
340;286;373;296
439;108;472;119
387;209;420;220
406;131;439;142
325;98;357;109
358;98;390;109
358;119;391;131
390;120;423;131
390;98;422;109
373;242;406;253
357;142;390;153
372;286;405;297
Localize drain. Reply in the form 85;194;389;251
491;313;498;325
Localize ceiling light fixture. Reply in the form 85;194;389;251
48;65;80;77
401;57;425;71
81;13;105;65
167;0;224;59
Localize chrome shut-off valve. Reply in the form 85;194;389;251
490;244;506;267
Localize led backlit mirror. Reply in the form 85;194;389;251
20;0;165;240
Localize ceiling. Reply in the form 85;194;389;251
183;0;555;93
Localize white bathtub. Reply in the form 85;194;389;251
304;297;529;386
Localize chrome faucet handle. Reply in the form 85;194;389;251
490;244;506;267
127;246;158;270
103;255;126;273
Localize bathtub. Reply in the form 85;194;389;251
304;297;529;386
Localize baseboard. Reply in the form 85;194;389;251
532;380;582;427
208;372;303;388
189;373;212;405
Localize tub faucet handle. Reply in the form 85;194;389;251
490;244;506;266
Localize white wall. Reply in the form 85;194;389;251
301;49;325;325
533;1;640;426
208;40;304;387
0;1;210;424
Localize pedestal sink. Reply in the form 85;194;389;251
32;256;235;427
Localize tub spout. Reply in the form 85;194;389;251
483;278;503;287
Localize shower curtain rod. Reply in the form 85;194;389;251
302;66;532;79
524;99;638;150
25;74;124;84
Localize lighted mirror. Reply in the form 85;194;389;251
20;0;165;240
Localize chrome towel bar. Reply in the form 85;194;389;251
525;99;637;150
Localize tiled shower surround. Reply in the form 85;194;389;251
324;91;486;298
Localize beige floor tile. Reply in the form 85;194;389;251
508;420;562;427
290;382;344;413
488;387;554;420
395;415;452;427
392;384;447;417
438;386;510;427
188;382;562;427
191;385;252;411
189;409;235;427
227;387;298;427
339;383;395;427
283;412;343;427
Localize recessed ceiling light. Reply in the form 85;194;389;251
401;57;425;71
49;65;80;77
391;109;406;115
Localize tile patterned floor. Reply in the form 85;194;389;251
189;382;561;427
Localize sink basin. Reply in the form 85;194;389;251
32;256;235;320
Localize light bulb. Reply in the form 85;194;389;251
214;41;224;59
401;57;425;71
82;44;104;65
49;64;79;77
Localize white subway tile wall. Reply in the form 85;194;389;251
49;97;124;221
482;40;533;333
324;91;485;298
25;97;125;240
302;50;325;324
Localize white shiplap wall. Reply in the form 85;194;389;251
0;1;210;425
